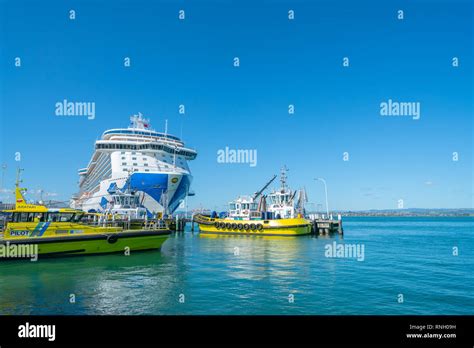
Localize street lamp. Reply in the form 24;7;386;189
1;163;7;191
315;178;329;218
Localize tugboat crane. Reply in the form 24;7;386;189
253;175;277;201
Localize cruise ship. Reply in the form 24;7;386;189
71;113;197;216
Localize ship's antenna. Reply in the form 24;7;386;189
280;166;288;191
164;119;168;137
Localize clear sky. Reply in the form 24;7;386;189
0;0;472;211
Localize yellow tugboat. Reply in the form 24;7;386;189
195;167;312;237
0;172;171;260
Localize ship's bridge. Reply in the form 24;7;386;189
94;140;197;160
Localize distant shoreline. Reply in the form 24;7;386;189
313;209;474;218
336;213;473;217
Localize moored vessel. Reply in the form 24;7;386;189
195;168;311;236
71;113;197;217
0;173;171;260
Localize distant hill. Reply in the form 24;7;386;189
329;208;474;217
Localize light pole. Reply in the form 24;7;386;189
315;178;329;218
1;163;7;191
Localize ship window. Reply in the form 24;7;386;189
58;213;74;222
144;163;148;166
44;213;60;222
11;213;20;222
72;213;85;222
132;152;136;155
14;212;36;222
145;169;150;172
229;203;236;210
133;163;138;166
5;213;13;222
132;157;137;160
121;157;125;160
122;162;127;165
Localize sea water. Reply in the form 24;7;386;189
0;217;472;315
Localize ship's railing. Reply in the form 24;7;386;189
103;129;182;142
84;218;168;230
0;203;15;210
95;141;197;159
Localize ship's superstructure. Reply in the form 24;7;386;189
267;167;307;219
226;167;308;220
71;113;197;215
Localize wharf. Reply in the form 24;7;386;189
307;214;344;235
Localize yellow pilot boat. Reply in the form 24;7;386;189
195;168;312;237
0;178;171;259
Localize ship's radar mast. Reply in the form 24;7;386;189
280;166;289;192
129;112;152;130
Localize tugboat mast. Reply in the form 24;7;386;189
280;166;289;192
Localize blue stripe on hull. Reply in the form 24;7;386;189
127;173;190;214
128;173;168;207
88;173;190;214
168;175;191;212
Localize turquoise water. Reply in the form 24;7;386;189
0;217;472;315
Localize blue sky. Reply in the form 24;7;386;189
0;0;472;210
